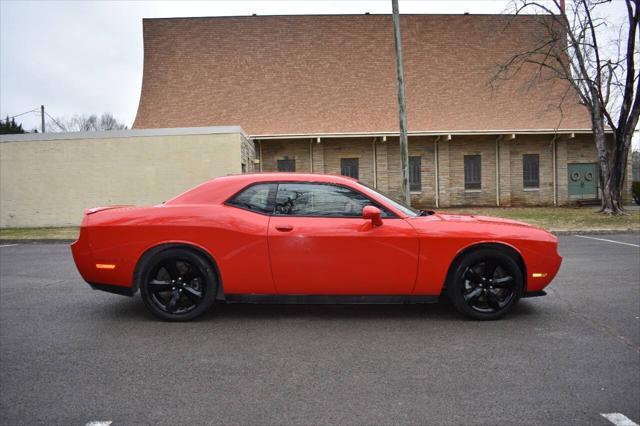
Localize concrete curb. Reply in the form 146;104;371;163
550;229;640;235
0;239;75;244
1;230;638;244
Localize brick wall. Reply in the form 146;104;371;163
556;134;632;204
319;138;376;187
257;133;632;207
383;137;437;206
260;139;311;173
508;135;555;206
240;136;257;173
443;136;498;207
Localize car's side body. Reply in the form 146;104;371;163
71;173;561;303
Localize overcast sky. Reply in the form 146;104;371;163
1;0;635;145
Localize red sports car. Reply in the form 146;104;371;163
71;173;561;321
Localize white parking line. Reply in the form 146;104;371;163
575;235;640;248
85;422;112;426
601;413;639;426
0;244;18;248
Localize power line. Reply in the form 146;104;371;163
5;106;70;134
44;111;65;131
4;108;39;120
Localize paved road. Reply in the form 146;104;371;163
1;234;639;426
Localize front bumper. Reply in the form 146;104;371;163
523;290;547;298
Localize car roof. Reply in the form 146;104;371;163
165;172;362;206
218;172;358;185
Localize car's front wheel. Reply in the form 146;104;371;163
447;248;523;320
139;248;217;321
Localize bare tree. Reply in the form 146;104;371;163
99;113;127;131
494;0;639;214
51;113;127;132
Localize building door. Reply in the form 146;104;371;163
568;163;599;199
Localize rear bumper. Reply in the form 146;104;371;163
72;239;136;296
71;219;136;296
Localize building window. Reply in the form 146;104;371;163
464;155;481;190
340;158;359;179
277;158;296;172
409;156;422;192
523;154;540;188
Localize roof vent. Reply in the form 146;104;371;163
464;12;469;15
365;12;370;15
252;13;257;16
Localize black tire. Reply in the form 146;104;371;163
139;248;217;321
447;248;523;320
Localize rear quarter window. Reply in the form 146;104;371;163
226;183;276;214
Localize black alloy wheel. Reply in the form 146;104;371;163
139;248;217;321
447;248;523;320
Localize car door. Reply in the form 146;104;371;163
267;182;419;295
222;182;278;294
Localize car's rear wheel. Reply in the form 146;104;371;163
139;248;217;321
447;248;523;320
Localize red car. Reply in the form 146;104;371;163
71;173;561;321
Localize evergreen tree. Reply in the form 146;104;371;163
0;116;25;134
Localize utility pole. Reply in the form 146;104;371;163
40;105;45;133
391;0;410;205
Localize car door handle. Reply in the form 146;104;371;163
275;225;294;232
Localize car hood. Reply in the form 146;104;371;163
408;212;555;241
431;213;535;228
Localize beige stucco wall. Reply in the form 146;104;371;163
0;131;247;227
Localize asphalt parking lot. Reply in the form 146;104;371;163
0;234;639;426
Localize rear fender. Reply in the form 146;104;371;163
133;241;224;300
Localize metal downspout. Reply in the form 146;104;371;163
495;136;502;207
434;136;440;208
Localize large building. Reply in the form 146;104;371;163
133;14;631;207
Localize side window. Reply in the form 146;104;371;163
277;158;296;172
275;183;390;217
227;183;275;214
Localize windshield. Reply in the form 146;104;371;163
358;183;419;217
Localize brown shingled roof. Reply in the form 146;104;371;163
133;14;592;135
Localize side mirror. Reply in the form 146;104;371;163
362;205;383;227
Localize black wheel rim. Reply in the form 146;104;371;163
461;259;516;314
147;258;206;315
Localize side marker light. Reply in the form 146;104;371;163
96;263;116;270
532;273;547;278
